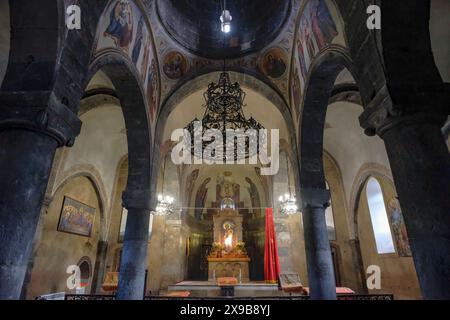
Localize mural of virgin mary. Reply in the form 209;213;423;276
104;0;134;53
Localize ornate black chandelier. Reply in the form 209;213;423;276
185;72;264;161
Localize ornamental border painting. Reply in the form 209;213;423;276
57;196;95;238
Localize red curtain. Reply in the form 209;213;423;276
264;208;281;283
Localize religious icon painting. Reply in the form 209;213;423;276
57;197;95;237
103;0;134;54
146;59;159;123
259;47;288;79
163;51;189;80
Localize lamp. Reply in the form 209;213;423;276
155;194;175;216
278;194;298;215
278;155;299;215
220;1;232;33
153;157;176;216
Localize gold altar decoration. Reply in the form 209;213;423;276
208;242;248;259
208;208;250;282
217;277;239;286
102;272;119;292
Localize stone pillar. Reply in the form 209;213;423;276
91;241;108;294
301;188;337;300
0;94;81;299
116;191;152;300
20;195;52;299
378;113;450;299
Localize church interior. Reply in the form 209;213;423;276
0;0;449;301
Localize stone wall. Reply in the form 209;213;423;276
26;176;101;299
356;175;421;299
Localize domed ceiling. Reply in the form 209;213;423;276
156;0;291;59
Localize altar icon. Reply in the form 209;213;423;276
207;207;250;282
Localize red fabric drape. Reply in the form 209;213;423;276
264;208;281;283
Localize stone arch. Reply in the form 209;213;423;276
322;150;348;233
351;166;422;298
53;0;156;114
298;47;364;191
152;70;300;208
86;52;152;209
323;149;368;292
1;0;63;92
349;163;394;240
380;0;445;105
51;164;109;241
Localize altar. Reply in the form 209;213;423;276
207;204;250;282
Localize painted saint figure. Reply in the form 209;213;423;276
266;54;286;78
310;0;338;49
388;198;412;257
104;0;134;53
146;60;158;122
131;16;144;65
194;178;211;220
163;52;187;80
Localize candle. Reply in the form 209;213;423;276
213;270;216;281
239;269;242;283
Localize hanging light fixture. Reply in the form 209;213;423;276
185;72;264;162
278;155;299;215
155;194;175;216
279;194;298;215
153;158;176;216
220;0;232;33
185;0;264;162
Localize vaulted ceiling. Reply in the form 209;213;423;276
156;0;291;59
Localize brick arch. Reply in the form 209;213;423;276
86;52;153;210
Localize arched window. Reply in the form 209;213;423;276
366;177;395;254
77;257;92;294
325;181;336;241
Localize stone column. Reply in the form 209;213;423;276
91;241;108;294
0;94;81;299
301;188;337;300
116;191;152;300
377;113;450;299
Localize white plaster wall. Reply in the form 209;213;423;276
430;0;450;82
324;102;391;206
86;70;115;91
0;0;10;86
62;105;128;206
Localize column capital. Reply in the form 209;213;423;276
359;84;450;137
301;188;330;210
122;188;153;212
0;91;81;147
